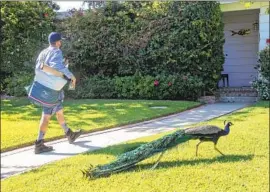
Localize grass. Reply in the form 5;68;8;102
0;98;200;152
1;101;269;192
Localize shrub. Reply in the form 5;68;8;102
59;1;224;93
114;75;139;99
1;1;57;91
66;76;116;99
252;46;270;100
4;71;33;97
258;46;270;80
69;74;204;100
252;79;269;100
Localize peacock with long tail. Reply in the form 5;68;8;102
82;121;233;179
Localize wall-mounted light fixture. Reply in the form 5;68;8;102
253;20;259;31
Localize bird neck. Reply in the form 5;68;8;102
224;125;230;134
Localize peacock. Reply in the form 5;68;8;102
82;121;233;179
184;121;233;156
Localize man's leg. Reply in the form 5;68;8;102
56;108;82;144
35;109;54;154
55;91;72;135
37;113;51;140
54;105;69;134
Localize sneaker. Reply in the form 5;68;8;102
66;129;82;144
34;139;53;154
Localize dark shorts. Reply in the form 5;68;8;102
42;91;64;115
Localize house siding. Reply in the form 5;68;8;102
220;2;269;87
221;9;259;87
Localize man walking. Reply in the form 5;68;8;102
34;32;82;154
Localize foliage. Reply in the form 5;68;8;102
1;1;57;89
4;71;33;97
252;79;269;100
115;73;204;100
59;1;224;93
252;46;270;100
257;46;270;80
67;74;204;100
2;1;224;99
67;75;116;99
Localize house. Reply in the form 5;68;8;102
209;2;269;103
219;2;269;88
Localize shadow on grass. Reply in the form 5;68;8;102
13;143;253;180
81;139;253;170
137;154;254;170
78;153;254;180
98;154;255;179
1;98;183;123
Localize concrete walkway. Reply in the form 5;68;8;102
1;102;250;180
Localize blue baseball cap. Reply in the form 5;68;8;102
48;32;62;44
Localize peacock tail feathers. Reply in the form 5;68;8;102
82;129;193;179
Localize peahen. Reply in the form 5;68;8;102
82;121;233;179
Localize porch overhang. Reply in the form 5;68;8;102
220;1;269;12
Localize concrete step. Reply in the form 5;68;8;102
219;92;258;97
218;96;258;103
217;87;258;98
218;87;256;92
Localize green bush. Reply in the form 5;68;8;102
258;46;270;80
1;1;57;91
115;75;139;99
252;79;269;100
252;46;270;100
59;1;224;93
66;76;116;99
68;74;204;100
4;72;33;97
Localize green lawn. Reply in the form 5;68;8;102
2;101;269;192
1;98;199;152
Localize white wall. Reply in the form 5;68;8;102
221;10;259;87
221;2;269;82
259;6;269;51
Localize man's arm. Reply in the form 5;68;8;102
48;49;75;80
42;65;65;78
35;49;65;78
